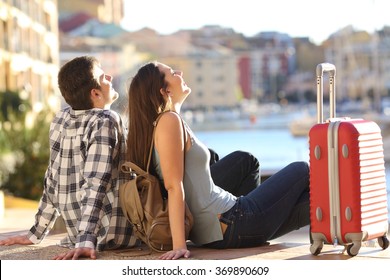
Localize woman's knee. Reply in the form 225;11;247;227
283;161;310;185
231;151;260;170
289;161;309;174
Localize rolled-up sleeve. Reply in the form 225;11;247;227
27;169;59;244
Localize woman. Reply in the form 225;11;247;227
127;61;310;260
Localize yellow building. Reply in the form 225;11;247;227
163;48;239;111
0;0;60;113
58;0;123;25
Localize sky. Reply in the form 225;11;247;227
121;0;390;44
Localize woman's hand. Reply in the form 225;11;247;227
159;248;191;260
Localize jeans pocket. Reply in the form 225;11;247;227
237;234;267;248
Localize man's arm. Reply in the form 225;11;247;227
27;179;59;244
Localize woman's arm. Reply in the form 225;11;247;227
154;112;189;260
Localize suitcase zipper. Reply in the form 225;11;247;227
328;121;342;246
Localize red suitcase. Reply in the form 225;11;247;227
309;63;389;256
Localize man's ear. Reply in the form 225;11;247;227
90;88;101;107
90;88;101;100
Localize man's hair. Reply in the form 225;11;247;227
58;56;101;110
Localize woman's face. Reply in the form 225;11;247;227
157;63;191;102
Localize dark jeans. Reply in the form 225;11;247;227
207;161;310;249
210;150;260;196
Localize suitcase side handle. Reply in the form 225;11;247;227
316;63;336;123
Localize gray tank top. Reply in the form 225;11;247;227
154;122;237;245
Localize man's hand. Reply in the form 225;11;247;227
53;247;97;260
0;235;33;246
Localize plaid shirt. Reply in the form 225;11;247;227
27;107;138;250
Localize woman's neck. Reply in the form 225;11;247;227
173;103;182;114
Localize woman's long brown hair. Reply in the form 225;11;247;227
127;62;167;170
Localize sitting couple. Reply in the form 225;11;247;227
0;56;310;260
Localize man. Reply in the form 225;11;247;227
0;56;138;259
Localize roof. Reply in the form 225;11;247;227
68;19;126;38
59;12;93;33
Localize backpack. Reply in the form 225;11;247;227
119;113;193;252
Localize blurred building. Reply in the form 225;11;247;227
58;0;123;25
324;26;375;102
378;27;390;97
282;38;325;103
323;25;390;112
247;32;296;103
163;46;239;111
0;0;60;113
57;1;390;116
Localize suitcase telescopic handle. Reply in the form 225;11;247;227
316;63;336;123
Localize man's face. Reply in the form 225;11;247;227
93;65;119;108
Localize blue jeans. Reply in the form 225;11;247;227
210;151;260;196
206;161;310;249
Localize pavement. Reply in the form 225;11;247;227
0;196;389;260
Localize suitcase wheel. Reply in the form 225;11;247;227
346;242;361;257
310;242;323;256
378;235;389;250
